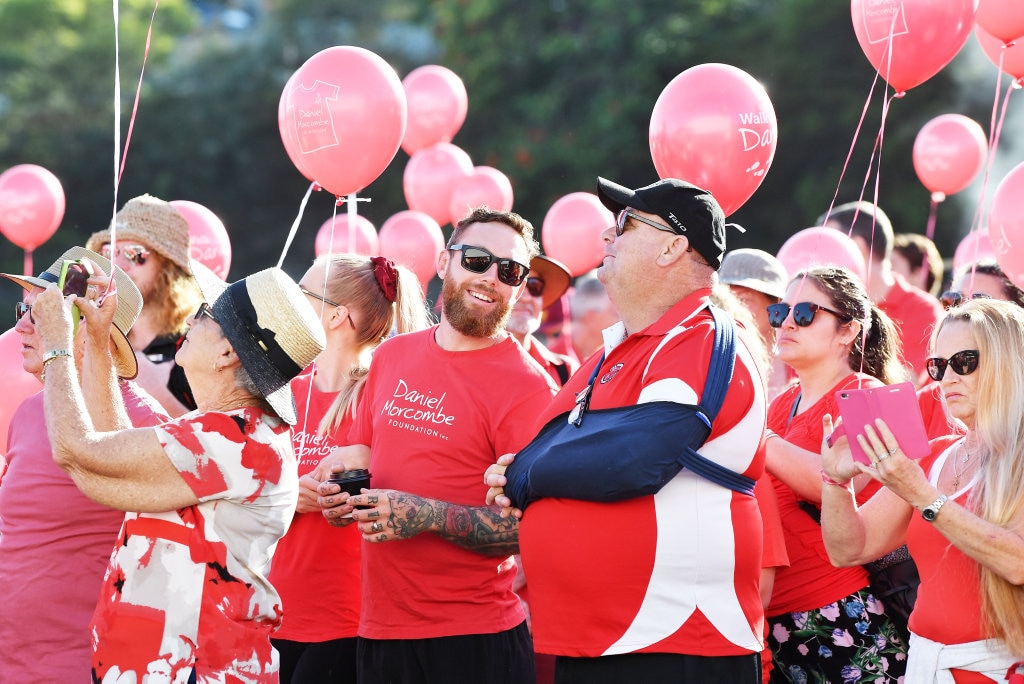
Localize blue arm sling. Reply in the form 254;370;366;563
503;306;755;511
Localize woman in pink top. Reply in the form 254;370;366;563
822;299;1024;683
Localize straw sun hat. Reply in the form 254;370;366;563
191;265;326;425
86;194;192;272
1;246;143;379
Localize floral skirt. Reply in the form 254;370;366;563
767;588;908;683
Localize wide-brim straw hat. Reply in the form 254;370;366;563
86;194;191;272
192;264;326;425
1;246;142;379
530;255;572;310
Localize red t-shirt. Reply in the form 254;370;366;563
879;273;943;382
519;291;767;657
766;375;874;616
269;372;362;641
350;328;557;640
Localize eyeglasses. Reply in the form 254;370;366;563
299;285;356;328
615;209;678;237
195;302;217;323
15;301;33;324
525;277;545;298
100;243;150;266
448;244;530;287
926;349;980;381
766;301;853;328
939;291;992;310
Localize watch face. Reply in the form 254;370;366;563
922;507;938;521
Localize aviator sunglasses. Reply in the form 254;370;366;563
448;244;530;287
939;291;991;310
926;349;980;382
100;243;151;266
766;301;853;328
615;209;677;236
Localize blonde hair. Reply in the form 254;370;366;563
314;254;432;435
934;299;1024;655
151;253;204;337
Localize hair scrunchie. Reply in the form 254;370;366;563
371;256;398;303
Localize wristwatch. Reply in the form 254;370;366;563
921;494;948;522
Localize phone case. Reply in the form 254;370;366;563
828;382;930;464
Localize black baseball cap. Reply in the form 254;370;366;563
597;176;728;270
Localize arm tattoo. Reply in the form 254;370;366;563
384;491;519;555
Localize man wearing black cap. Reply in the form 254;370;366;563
491;178;767;682
506;254;580;387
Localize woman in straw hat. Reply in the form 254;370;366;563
87;194;204;417
30;264;326;683
0;247;169;682
269;253;431;683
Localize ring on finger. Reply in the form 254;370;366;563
888;447;898;455
371;521;382;533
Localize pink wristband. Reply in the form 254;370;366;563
821;469;852;488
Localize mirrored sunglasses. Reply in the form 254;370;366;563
766;301;853;328
525;276;545;298
939;290;991;310
926;349;980;382
448;244;529;287
15;301;33;324
101;243;150;266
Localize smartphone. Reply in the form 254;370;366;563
58;259;93;334
826;381;930;464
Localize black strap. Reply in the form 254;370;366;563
554;361;570;386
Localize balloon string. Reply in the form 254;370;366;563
821;72;882;226
117;0;159;186
347;193;357;253
276;181;318;268
925;195;940;242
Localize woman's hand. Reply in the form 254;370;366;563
821;414;859;485
854;419;930;504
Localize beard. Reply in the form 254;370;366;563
441;276;513;339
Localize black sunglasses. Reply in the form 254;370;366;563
525;276;545;298
615;208;677;236
939;291;991;310
766;301;853;328
15;301;33;324
448;244;530;287
926;349;980;381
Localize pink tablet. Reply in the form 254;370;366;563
826;381;930;464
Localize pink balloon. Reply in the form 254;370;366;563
954;229;997;273
776;227;867;283
975;26;1024;80
976;0;1024;44
448;166;514;226
649;63;777;217
280;46;407;197
0;327;42;453
378;210;445;290
912;114;988;197
315;214;379;257
0;164;65;250
277;71;315;180
851;0;976;93
401;65;469;156
170;200;232;280
988;162;1024;289
542;192;614;277
403;142;473;226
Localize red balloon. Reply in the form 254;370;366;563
851;0;976;93
954;228;997;273
403;142;473;226
975;27;1024;79
0;164;65;250
315;214;379;257
378;210;445;290
988;162;1024;289
912;114;988;197
542;192;614;277
448;166;514;226
649;63;777;217
401;65;469;156
0;327;42;453
280;46;407;197
170;200;232;280
976;0;1024;44
776;227;867;283
277;71;315;180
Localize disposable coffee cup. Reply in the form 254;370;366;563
327;469;371;517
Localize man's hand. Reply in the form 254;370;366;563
484;452;523;519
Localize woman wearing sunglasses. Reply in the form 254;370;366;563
269;254;430;684
761;265;911;682
820;299;1024;682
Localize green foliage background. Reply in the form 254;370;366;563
0;0;1011;312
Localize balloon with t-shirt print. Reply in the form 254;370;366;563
649;63;777;217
